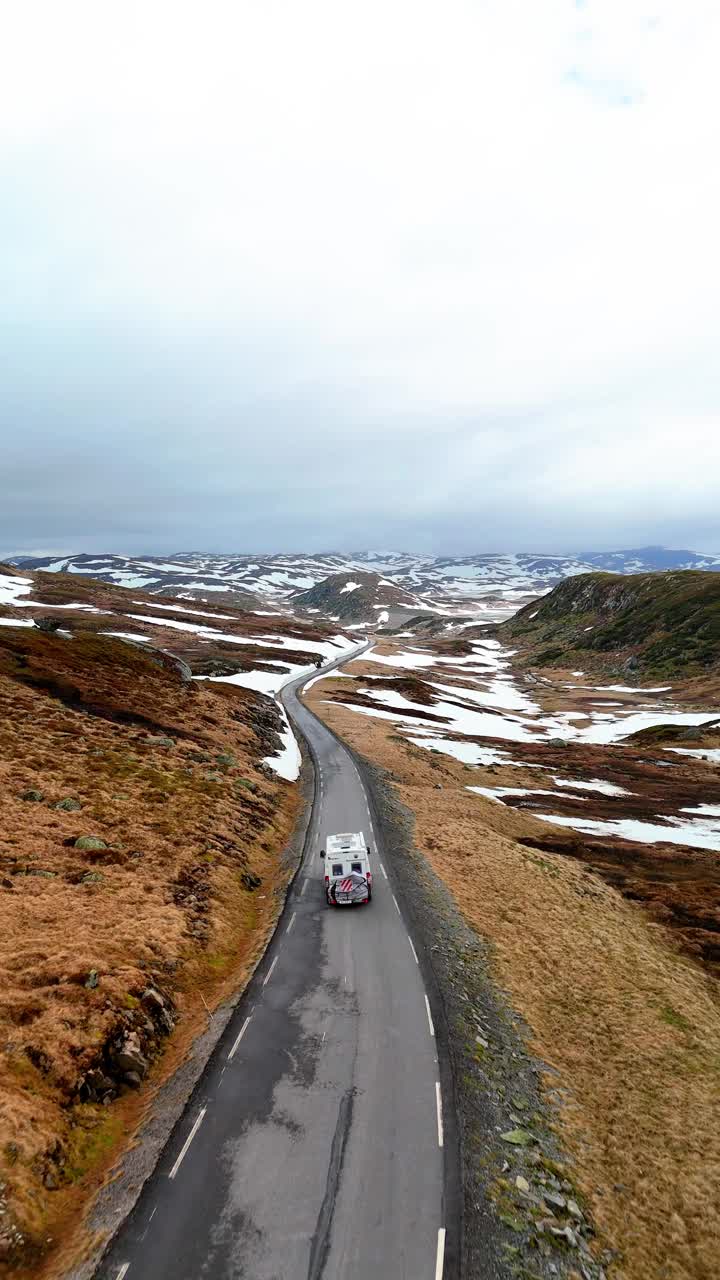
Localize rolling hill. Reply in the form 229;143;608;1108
292;570;426;624
500;570;720;680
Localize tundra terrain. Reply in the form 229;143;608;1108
0;566;354;1276
304;604;720;1280
15;546;720;618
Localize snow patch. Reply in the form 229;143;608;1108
102;631;152;643
468;785;587;804
131;600;236;620
666;748;720;763
0;573;33;606
552;777;631;797
264;703;302;781
533;812;720;852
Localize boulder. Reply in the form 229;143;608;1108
141;987;166;1015
500;1128;536;1146
83;1069;115;1101
75;836;107;851
20;789;44;802
53;797;83;812
114;1031;149;1077
543;1190;566;1211
146;736;175;748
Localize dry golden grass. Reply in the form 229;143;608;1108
308;675;720;1280
0;629;299;1275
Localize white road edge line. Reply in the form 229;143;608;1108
408;936;419;964
168;1107;206;1179
435;1082;444;1148
262;955;279;987
115;1265;130;1280
228;1015;252;1061
379;863;388;879
287;911;296;934
424;995;435;1037
435;1227;446;1280
392;893;401;915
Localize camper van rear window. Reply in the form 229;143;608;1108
332;864;343;876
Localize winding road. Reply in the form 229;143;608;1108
98;646;450;1280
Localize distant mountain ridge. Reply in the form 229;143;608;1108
11;546;720;610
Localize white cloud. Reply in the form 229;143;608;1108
0;1;718;551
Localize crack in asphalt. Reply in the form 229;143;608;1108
306;1089;355;1280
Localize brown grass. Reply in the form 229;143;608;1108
307;672;720;1280
0;628;299;1275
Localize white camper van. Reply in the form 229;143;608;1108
321;832;373;906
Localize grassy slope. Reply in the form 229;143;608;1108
308;671;720;1280
0;617;301;1272
500;570;720;680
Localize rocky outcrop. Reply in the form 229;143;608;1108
242;697;286;759
77;985;177;1104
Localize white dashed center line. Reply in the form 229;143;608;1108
228;1015;252;1061
169;1107;206;1179
408;936;419;965
379;863;388;879
299;879;307;896
392;893;401;915
435;1082;444;1148
115;1265;130;1280
435;1227;446;1279
424;995;435;1038
286;911;296;934
138;1202;157;1243
262;955;279;987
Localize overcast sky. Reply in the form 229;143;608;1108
2;1;719;557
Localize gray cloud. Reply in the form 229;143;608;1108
1;1;719;557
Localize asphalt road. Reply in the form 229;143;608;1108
97;646;448;1280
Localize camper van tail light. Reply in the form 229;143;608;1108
366;872;372;885
324;875;329;885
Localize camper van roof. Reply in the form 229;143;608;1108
326;832;365;854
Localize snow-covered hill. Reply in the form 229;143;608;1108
11;547;720;611
292;570;426;624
